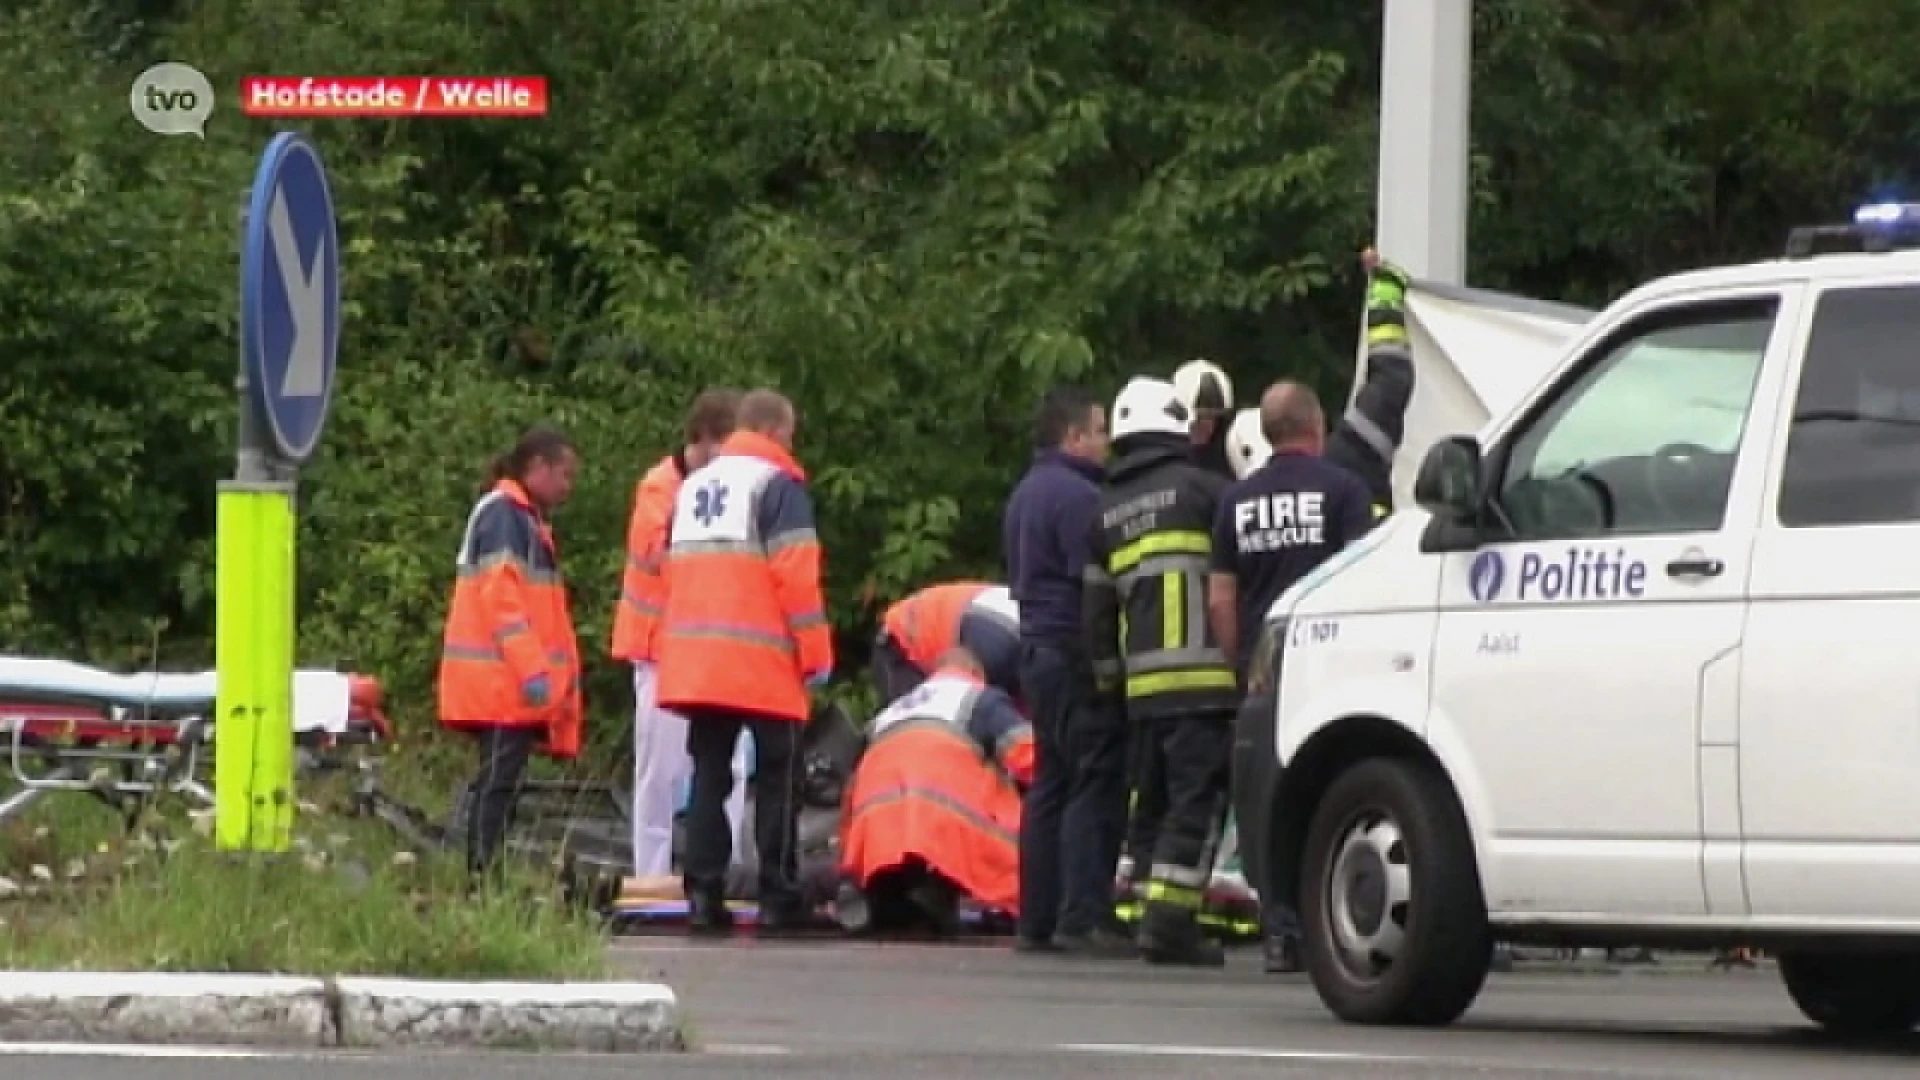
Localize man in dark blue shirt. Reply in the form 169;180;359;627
1002;385;1131;954
1207;381;1375;970
1210;383;1374;674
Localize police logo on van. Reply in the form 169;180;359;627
1467;545;1648;604
1467;551;1506;603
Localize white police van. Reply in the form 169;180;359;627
1232;206;1920;1037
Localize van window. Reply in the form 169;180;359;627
1778;284;1920;528
1493;298;1778;541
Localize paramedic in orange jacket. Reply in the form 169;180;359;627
437;425;582;876
610;388;753;879
657;389;834;932
838;647;1036;935
873;581;1021;706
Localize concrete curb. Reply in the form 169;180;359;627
0;973;329;1047
332;977;684;1051
0;972;686;1052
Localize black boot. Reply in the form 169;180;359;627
1262;931;1302;973
1139;902;1225;967
687;887;735;935
907;876;962;938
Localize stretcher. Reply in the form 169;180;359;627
0;654;391;825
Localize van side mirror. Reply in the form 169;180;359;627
1414;436;1485;521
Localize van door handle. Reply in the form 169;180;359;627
1665;557;1724;579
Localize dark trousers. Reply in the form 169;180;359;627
1017;641;1130;940
684;709;804;913
870;632;925;707
1125;722;1163;876
1126;711;1232;891
462;726;538;875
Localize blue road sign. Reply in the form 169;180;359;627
239;132;340;466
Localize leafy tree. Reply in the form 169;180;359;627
4;0;1915;758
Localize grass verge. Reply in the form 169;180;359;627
0;741;611;980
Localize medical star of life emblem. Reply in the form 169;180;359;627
693;480;729;526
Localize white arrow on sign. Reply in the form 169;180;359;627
267;184;329;399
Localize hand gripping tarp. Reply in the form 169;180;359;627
1353;279;1595;510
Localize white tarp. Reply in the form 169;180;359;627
1356;281;1595;509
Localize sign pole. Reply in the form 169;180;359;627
215;132;340;853
1376;0;1472;286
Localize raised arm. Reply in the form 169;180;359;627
1326;251;1416;514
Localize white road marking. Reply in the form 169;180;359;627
1059;1042;1420;1063
0;1043;291;1059
702;1042;794;1055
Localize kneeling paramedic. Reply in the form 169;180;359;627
872;581;1022;706
837;647;1036;935
1083;377;1239;966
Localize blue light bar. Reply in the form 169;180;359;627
1854;202;1920;225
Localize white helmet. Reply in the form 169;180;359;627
1110;377;1191;442
1173;359;1234;416
1225;408;1271;479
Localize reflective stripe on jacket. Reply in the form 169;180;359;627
1083;442;1238;720
610;454;683;662
880;581;990;670
656;431;833;722
865;668;1034;783
841;669;1033;914
436;479;584;758
880;582;1024;698
1327;268;1415;516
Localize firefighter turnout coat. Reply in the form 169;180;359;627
1083;441;1239;720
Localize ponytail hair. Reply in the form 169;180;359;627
479;424;574;495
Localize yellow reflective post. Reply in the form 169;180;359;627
214;480;297;852
223;131;338;852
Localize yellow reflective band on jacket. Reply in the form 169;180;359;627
1372;502;1389;520
1108;529;1212;574
1125;668;1239;697
1162;572;1183;651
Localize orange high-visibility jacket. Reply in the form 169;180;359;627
610;454;685;663
436;479;584;758
655;431;833;722
880;582;1021;696
840;668;1035;914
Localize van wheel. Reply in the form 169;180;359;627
1778;952;1920;1038
1299;757;1491;1026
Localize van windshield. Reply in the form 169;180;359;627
1531;344;1762;477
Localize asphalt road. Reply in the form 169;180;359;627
6;938;1920;1078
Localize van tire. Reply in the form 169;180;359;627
1298;757;1491;1026
1778;952;1920;1038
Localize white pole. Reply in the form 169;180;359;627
1376;0;1472;286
